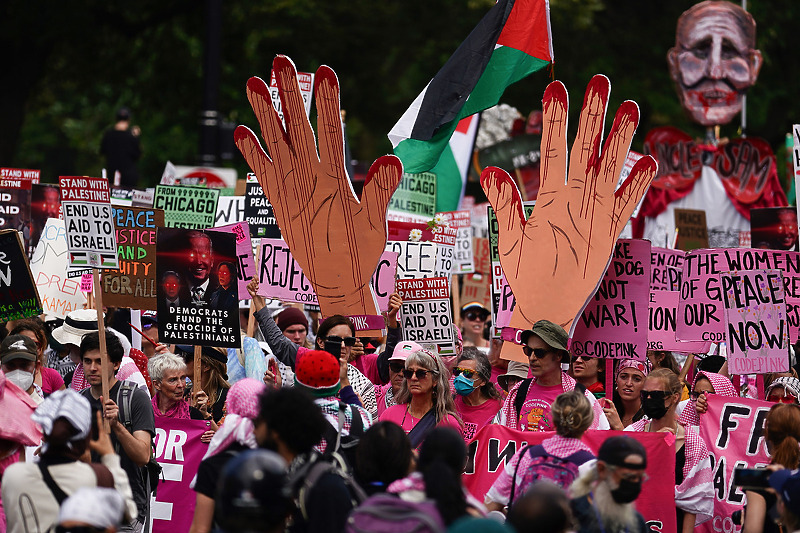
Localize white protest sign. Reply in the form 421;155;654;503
58;176;118;269
30;218;87;318
615;150;646;219
215;196;245;226
439;211;473;273
385;241;439;279
396;276;455;355
269;70;314;126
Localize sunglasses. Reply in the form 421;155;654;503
325;335;357;347
640;390;668;401
571;355;592;363
389;362;405;374
522;346;552;359
453;367;478;379
690;390;712;401
402;369;436;380
768;394;798;404
463;311;489;321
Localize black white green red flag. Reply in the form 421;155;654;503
388;0;553;212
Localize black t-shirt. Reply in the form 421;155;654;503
290;471;355;533
82;381;155;518
194;443;248;498
100;128;140;187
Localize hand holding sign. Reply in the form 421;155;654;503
235;56;402;317
480;76;656;331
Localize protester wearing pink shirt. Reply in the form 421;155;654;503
452;347;502;441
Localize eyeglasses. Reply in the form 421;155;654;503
690;390;712;401
463;311;489;321
389;362;405;374
768;394;798;404
325;335;357;347
402;369;436;380
453;367;477;379
640;390;668;401
522;346;552;359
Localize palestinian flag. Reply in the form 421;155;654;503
388;0;553;212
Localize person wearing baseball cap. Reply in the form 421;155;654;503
376;340;424;416
0;334;44;403
769;468;800;532
460;302;490;350
494;320;609;432
571;435;649;532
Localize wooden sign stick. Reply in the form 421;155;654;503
451;274;461;326
246;244;263;339
92;268;111;433
193;345;203;399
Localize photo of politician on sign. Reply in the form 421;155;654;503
156;228;241;347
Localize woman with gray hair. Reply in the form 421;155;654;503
379;349;461;447
453;347;502;441
148;353;216;443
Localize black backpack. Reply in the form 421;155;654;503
116;381;163;495
321;401;365;473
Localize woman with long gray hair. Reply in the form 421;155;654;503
379;349;461;447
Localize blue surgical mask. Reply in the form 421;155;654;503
454;374;476;396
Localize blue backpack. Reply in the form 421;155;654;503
509;444;594;505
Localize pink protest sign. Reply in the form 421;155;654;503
80;273;93;293
149;418;209;533
650;246;684;291
677;248;800;344
494;273;514;329
721;269;790;374
648;291;712;353
463;425;676;533
208;221;255;299
697;395;771;533
570;239;651;360
258;239;397;311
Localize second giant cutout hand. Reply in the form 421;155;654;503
482;75;657;335
235;56;402;319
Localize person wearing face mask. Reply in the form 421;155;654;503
570;436;649;533
625;368;713;532
0;334;45;404
452;347;502;441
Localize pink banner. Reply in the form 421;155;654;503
721;269;789;374
648;291;712;353
149;418;209;533
697;395;772;533
570;240;651;360
463;425;676;533
209;222;255;299
677;248;800;344
650;247;684;291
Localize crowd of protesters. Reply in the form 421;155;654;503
2;285;800;533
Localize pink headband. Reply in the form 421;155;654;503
615;358;651;381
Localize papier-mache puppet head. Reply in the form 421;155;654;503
667;0;762;127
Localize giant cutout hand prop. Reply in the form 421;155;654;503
482;75;656;332
235;56;402;317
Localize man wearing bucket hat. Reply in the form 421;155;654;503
494;320;608;431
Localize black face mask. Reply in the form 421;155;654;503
610;478;642;504
641;397;669;420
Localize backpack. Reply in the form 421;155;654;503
116;380;163;495
508;444;594;505
321;401;365;472
295;455;367;523
345;493;445;533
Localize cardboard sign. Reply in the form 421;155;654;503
648;291;712;353
697;396;771;533
257;239;397;311
387;172;437;218
29;184;62;257
269;69;314;124
214;196;245;227
571;240;651;360
0;169;32;238
461;273;492;311
0;230;42;321
30;218;86;317
439;211;474;273
154;185;220;229
244;174;280;238
473;237;490;275
463;426;677;533
721;269;789;374
156;228;241;347
650;247;684;291
208;222;256;300
59;176;118;269
677;248;800;344
750;207;798;251
149;419;208;533
102;207;164;309
674;208;709;251
396;276;454;355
